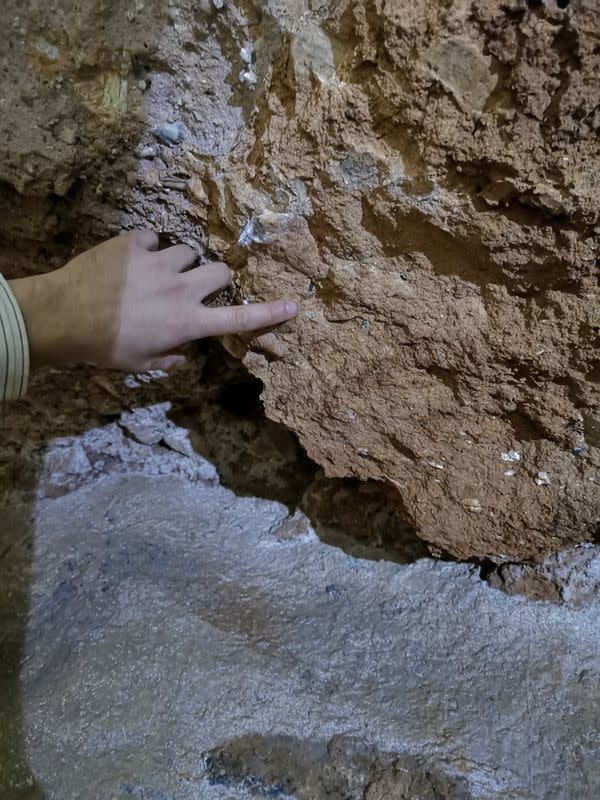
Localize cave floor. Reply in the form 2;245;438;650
1;446;599;800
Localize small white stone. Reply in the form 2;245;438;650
535;471;550;486
240;42;254;64
501;450;521;463
35;38;60;60
504;469;516;477
137;145;157;159
153;120;185;146
239;68;257;87
462;498;482;513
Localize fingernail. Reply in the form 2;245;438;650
285;301;298;315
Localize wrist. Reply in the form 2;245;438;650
9;270;67;367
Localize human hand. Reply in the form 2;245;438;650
9;230;297;372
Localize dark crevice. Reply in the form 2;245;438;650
203;733;474;800
170;344;431;566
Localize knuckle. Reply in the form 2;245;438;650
233;307;248;330
173;277;187;296
203;261;230;287
131;229;154;246
263;302;280;327
208;265;227;289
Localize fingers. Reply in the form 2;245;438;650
184;261;231;299
126;231;197;271
199;300;298;338
153;244;197;273
128;230;159;251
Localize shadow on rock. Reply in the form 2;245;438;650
170;342;318;509
0;506;45;799
171;343;430;565
203;733;473;799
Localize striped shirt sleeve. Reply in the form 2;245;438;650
0;273;30;401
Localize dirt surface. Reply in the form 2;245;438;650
0;0;599;560
483;542;600;607
2;468;599;799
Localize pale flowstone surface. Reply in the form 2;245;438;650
1;454;599;799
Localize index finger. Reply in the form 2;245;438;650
199;300;298;337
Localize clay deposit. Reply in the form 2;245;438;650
0;0;599;560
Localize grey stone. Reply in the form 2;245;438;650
422;37;498;111
1;464;599;799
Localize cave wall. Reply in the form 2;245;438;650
0;0;598;561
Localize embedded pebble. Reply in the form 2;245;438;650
462;498;482;513
161;176;190;191
34;38;60;60
535;471;550;486
357;447;370;458
240;43;254;64
238;218;268;246
501;450;521;463
57;124;77;145
153;121;185;145
137;145;157;159
239;69;257;87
